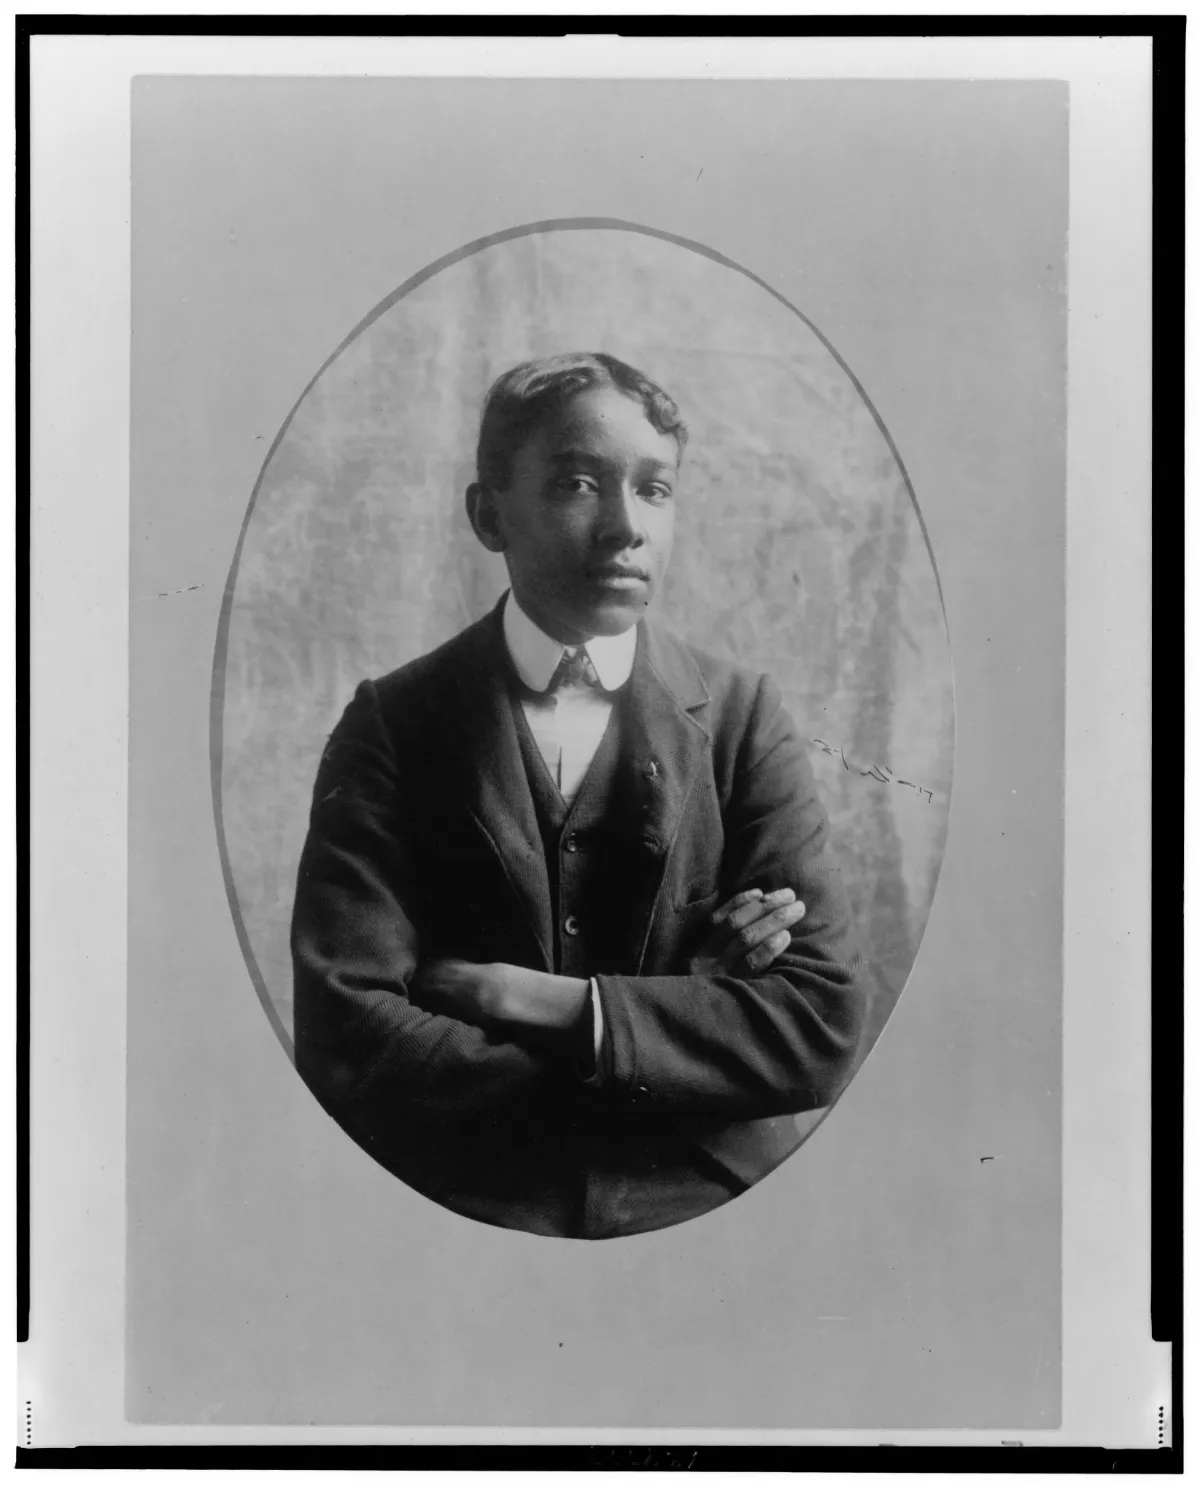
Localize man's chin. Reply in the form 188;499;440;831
578;596;651;637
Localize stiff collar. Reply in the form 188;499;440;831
502;590;637;693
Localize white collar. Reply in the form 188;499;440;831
502;591;637;693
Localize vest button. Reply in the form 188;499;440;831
563;914;580;936
563;833;579;853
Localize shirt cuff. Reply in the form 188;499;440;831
582;977;607;1087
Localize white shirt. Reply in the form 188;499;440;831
502;590;636;804
502;592;637;1081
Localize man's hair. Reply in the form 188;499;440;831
474;352;688;491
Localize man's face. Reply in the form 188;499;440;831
489;385;679;644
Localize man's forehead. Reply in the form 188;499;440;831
552;388;673;432
547;444;677;471
542;413;681;466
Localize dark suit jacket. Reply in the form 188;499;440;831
291;597;868;1238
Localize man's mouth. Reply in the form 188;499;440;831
588;564;650;588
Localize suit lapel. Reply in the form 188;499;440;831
614;620;712;967
424;601;555;970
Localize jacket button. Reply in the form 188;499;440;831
563;914;580;936
563;834;578;853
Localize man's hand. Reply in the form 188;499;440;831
410;958;591;1055
688;888;806;977
409;957;504;1027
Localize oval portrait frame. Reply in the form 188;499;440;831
210;217;953;1176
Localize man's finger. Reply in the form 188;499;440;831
722;887;796;933
712;888;763;924
743;929;793;973
732;899;806;952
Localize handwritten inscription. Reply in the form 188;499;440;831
811;739;936;804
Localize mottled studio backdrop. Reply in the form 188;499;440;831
216;224;954;1068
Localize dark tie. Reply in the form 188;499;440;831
547;646;603;694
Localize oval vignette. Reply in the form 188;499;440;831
210;217;954;1229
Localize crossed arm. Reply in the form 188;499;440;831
293;673;867;1126
411;886;809;1064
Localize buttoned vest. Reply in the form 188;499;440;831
509;683;630;980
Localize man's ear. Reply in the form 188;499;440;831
465;482;507;553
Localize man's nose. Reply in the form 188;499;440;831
597;482;645;548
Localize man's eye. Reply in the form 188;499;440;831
554;475;599;495
641;483;674;502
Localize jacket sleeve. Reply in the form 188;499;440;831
593;674;870;1119
291;679;554;1128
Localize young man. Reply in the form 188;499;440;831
291;352;868;1239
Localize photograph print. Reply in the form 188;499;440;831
214;221;954;1241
